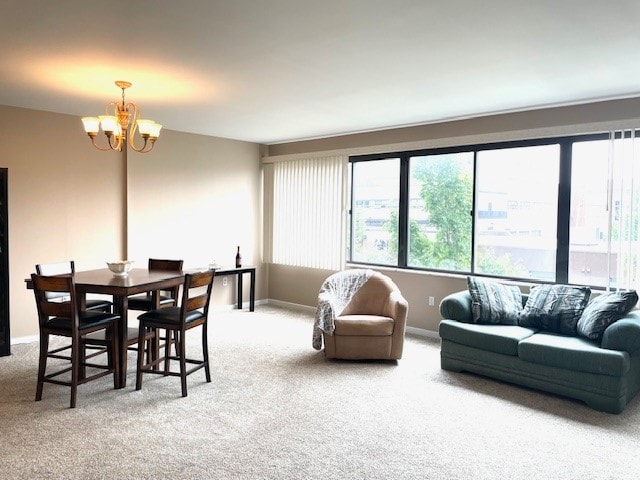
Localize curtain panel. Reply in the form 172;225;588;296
265;155;347;270
607;130;640;291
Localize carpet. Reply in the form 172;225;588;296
0;305;638;479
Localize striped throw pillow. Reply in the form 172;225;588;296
467;276;523;325
577;290;638;341
519;284;591;335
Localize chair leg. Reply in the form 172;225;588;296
202;324;211;383
111;323;119;390
179;330;188;397
135;323;147;391
70;339;79;409
35;332;49;402
164;328;172;375
79;342;87;381
148;329;159;371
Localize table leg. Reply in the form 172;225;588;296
237;272;243;309
249;270;255;312
113;294;128;388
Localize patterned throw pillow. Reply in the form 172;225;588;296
467;276;523;325
576;290;638;341
519;284;591;335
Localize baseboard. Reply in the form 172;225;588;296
211;299;269;312
12;334;38;345
266;299;316;314
406;326;439;340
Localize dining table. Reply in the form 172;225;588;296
26;267;185;388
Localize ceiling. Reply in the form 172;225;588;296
1;1;640;145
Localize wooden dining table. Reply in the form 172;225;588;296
26;268;185;388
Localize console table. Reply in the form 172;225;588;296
214;266;256;312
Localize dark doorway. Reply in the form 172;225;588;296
0;168;8;356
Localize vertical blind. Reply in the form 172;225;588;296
608;130;640;291
268;155;347;270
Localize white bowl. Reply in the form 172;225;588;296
106;260;134;276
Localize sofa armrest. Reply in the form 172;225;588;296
439;290;473;323
601;311;640;354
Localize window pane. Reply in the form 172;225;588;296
351;159;399;265
408;153;473;271
570;137;640;288
475;145;560;281
569;140;610;286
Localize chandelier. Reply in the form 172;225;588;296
81;80;162;153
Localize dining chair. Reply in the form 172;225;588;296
127;258;184;311
127;258;184;358
36;261;112;312
31;273;119;408
36;261;124;372
136;270;215;397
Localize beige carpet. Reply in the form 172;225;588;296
0;305;639;479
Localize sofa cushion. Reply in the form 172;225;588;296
518;332;630;377
577;290;638;342
467;276;522;325
519;284;591;335
334;315;394;336
439;319;536;356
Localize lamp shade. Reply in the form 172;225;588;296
81;117;100;134
147;122;162;138
136;119;155;135
99;115;118;133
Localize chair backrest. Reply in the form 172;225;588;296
35;261;75;301
148;258;184;272
31;273;78;330
179;270;215;325
146;258;184;299
342;271;401;316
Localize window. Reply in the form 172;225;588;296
475;145;560;281
349;131;640;289
569;134;640;289
569;140;610;286
350;158;399;266
408;153;473;271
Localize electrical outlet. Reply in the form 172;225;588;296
428;296;435;307
222;276;228;287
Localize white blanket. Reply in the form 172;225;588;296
312;269;374;350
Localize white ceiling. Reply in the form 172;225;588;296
1;0;640;145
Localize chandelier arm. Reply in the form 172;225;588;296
88;135;115;152
108;132;124;151
128;137;150;153
126;102;146;152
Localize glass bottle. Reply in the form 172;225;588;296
235;246;242;268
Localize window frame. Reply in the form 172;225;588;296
348;131;619;287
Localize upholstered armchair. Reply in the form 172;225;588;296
314;269;408;360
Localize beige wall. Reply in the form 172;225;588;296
264;97;640;333
127;128;264;309
1;105;124;339
267;97;640;157
1;105;264;341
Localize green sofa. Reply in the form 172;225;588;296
438;290;640;413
